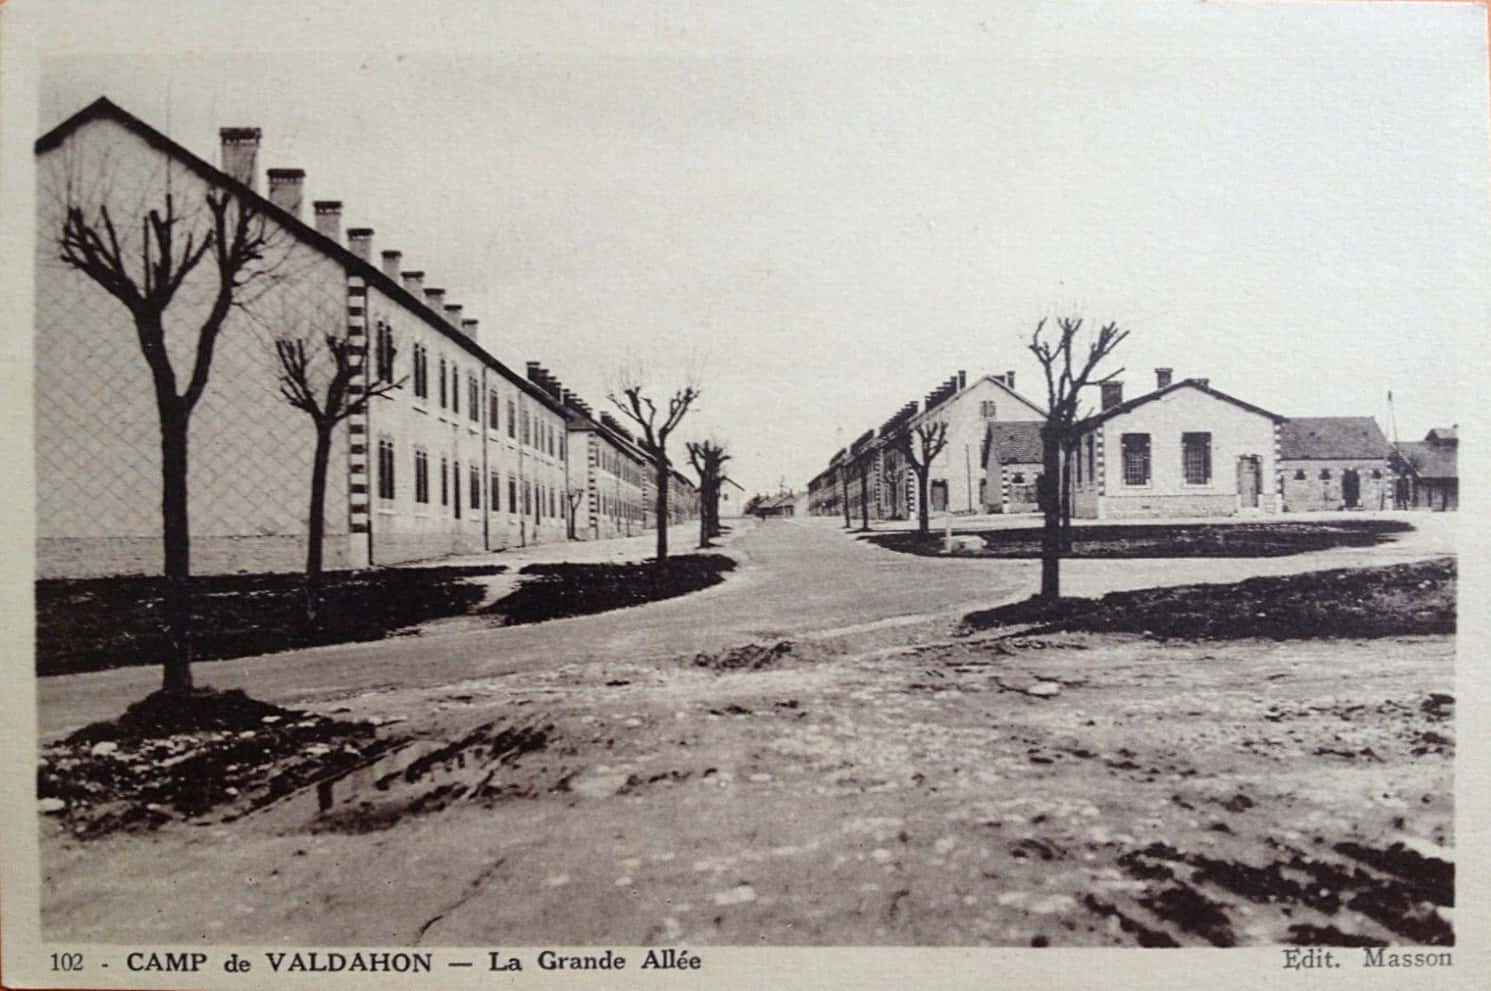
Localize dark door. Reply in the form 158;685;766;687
1341;469;1361;508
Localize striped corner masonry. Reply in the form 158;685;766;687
346;276;370;534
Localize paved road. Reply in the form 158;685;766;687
35;512;1454;738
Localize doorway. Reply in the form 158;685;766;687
1341;469;1361;508
1236;456;1261;508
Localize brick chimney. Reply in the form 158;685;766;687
958;369;967;390
444;304;463;328
381;250;402;280
346;228;374;263
423;287;446;315
1100;381;1124;411
313;201;342;243
1155;367;1173;389
266;168;304;218
219;127;261;190
1005;369;1016;390
461;318;479;341
401;270;425;295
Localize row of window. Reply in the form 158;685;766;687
1115;432;1211;487
376;321;564;457
1293;468;1384;481
375;438;566;519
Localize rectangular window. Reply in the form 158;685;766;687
414;449;429;503
453;460;461;518
521;408;531;447
1087;436;1095;482
980;400;997;419
489;471;500;511
507;400;517;438
469;465;480;509
377;438;395;499
375;322;395;383
1182;432;1212;484
469;376;480;422
508;477;518;512
438;357;448;408
1121;434;1151;486
440;456;449;506
489;390;500;431
451;364;460;415
523;480;532;515
412;344;428;399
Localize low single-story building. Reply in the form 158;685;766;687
1394;427;1458;511
981;420;1044;513
1278;417;1394;511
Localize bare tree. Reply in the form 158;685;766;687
609;370;700;561
1028;315;1130;600
687;439;731;548
895;421;949;536
564;483;587;540
855;451;872;531
57;179;290;699
272;324;404;618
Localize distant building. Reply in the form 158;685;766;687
980;421;1044;513
719;477;747;518
754;492;797;518
1278;417;1393;511
1395;428;1458;511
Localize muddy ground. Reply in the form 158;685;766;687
41;622;1453;947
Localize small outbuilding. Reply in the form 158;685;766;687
1278;417;1393;511
1394;428;1458;511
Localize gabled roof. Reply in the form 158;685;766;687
1279;417;1390;460
36;97;567;417
1396;440;1458;480
913;372;1047;426
722;477;746;492
983;420;1044;466
1425;427;1458;444
1073;378;1284;432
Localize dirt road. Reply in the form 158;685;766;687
39;517;1455;946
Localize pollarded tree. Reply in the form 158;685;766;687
896;420;949;536
565;483;587;540
687;439;731;547
1028;315;1129;600
272;319;404;618
57;180;291;698
609;369;700;562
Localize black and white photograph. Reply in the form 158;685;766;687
1;1;1486;988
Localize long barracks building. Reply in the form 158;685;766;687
34;97;695;578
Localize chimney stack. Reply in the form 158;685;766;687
526;361;541;383
958;369;967;390
401;270;425;295
346;227;374;263
1155;367;1173;390
219;127;261;191
444;303;463;328
1006;369;1016;390
266;168;304;218
1100;381;1124;411
381;250;402;280
461;318;479;341
1194;378;1210;389
313;201;342;243
423;287;446;315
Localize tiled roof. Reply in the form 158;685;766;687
1279;417;1390;460
1396;441;1458;480
1073;379;1284;431
984;420;1044;465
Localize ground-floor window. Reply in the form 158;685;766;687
469;464;480;510
1182;432;1212;484
1122;433;1151;486
377;438;395;500
490;471;500;511
453;460;461;518
414;449;430;504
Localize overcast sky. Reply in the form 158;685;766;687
27;0;1491;498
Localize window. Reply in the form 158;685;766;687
414;449;429;503
1087;436;1095;481
453;460;461;518
1121;433;1151;486
508;477;517;512
1011;472;1025;484
523;480;532;515
507;400;517;438
489;390;500;431
1320;469;1332;481
490;471;500;511
438;357;448;408
377;438;395;499
469;465;480;509
1371;469;1382;479
450;364;459;415
980;400;997;419
375;321;395;383
469;376;480;423
1182;432;1212;485
1294;469;1307;480
412;343;429;399
440;456;449;506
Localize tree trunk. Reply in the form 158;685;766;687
654;457;670;561
842;475;851;528
159;408;194;697
859;464;869;530
304;421;333;623
917;468;930;535
1059;444;1073;552
1039;431;1062;601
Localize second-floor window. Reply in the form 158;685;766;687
1122;433;1151;486
375;321;395;383
438;357;448;408
412;343;429;400
507;400;516;438
468;376;480;423
980;400;997;419
489;390;500;431
450;364;459;415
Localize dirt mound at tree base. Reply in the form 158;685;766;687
40;689;387;838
